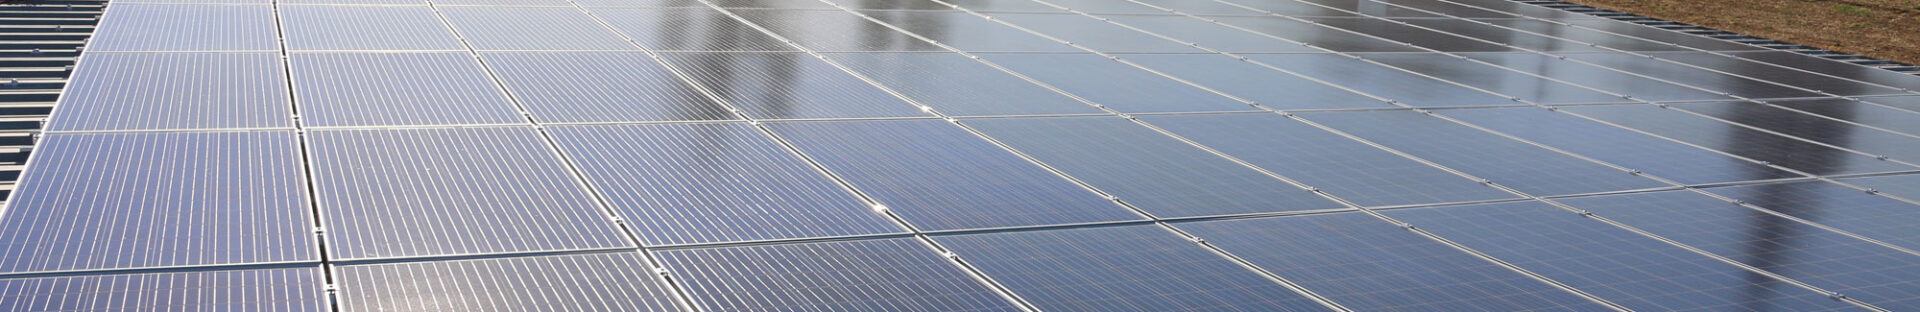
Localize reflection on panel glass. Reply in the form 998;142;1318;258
1767;98;1920;137
731;9;945;52
590;7;797;52
336;253;683;311
1301;110;1670;196
1838;174;1920;203
1458;52;1734;102
1101;15;1322;53
1643;51;1907;96
657;238;1020;311
1210;16;1423;52
1301;17;1515;52
984;12;1206;53
1123;54;1395;110
1699;181;1920;251
661;52;923;119
1724;51;1920;90
1247;54;1520;107
0;267;327;311
483;52;736;123
49;53;292;131
1440;107;1801;184
1560;104;1915;175
1361;53;1629;104
1671;101;1920;162
1561;53;1823;99
984;53;1256;113
828;52;1104;116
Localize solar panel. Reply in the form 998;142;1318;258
964;116;1345;218
1559;104;1916;175
1555;190;1920;309
765;119;1142;231
1641;51;1908;96
1838;174;1920;202
933;225;1330;312
1243;0;1436;17
1120;53;1396;111
0;267;326;311
835;0;1059;12
853;10;1082;52
825;52;1105;116
1456;52;1735;102
88;4;277;52
706;0;838;10
654;238;1020;311
334;252;683;311
1033;0;1170;15
308;127;630;260
1243;54;1521;107
481;51;736;123
1366;0;1514;17
587;7;797;52
1866;95;1920;113
1358;53;1631;104
1142;113;1518;207
1696;181;1920;251
1382;201;1860;311
438;7;637;51
1766;98;1920;137
1552;17;1762;51
573;0;705;7
1299;110;1671;196
1207;16;1422;52
981;53;1257;113
1439;107;1803;185
48;52;292;131
545;123;906;246
282;0;419;5
433;0;570;7
1389;19;1615;53
1669;101;1920;162
1301;17;1516;52
1097;15;1324;53
729;9;945;52
658;52;923;119
1723;51;1920;91
1176;212;1611;311
288;52;524;127
1558;53;1825;99
279;5;466;51
0;132;315;273
981;12;1206;53
1128;0;1273;16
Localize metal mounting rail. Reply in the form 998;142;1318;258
0;0;102;202
1513;0;1920;75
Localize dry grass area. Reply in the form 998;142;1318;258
1560;0;1920;65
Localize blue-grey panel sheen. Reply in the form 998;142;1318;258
433;0;571;7
706;0;837;9
1864;96;1920;113
482;52;736;123
1671;101;1920;162
856;10;1084;52
1130;0;1274;16
1554;17;1763;51
1301;110;1670;196
1299;17;1517;52
335;253;683;311
1437;0;1587;18
1642;51;1908;96
1383;201;1859;311
826;53;1104;116
660;52;924;119
1038;0;1171;14
116;0;267;4
49;53;291;131
290;52;524;127
89;4;276;51
1726;51;1920;91
1440;107;1802;184
1224;0;1430;17
439;7;638;51
1839;174;1920;202
282;0;422;5
1456;52;1734;102
0;132;315;273
587;7;797;52
766;119;1143;231
1208;16;1425;52
1699;181;1920;251
835;0;1060;12
965;116;1344;218
1357;53;1629;104
1556;191;1920;310
656;238;1020;311
1369;0;1516;17
731;9;945;52
1100;15;1323;53
0;267;327;312
1122;54;1395;110
1768;98;1920;137
983;53;1255;113
1559;104;1916;175
1559;53;1824;99
280;5;466;51
547;123;905;246
1245;54;1522;107
982;13;1206;53
575;0;706;7
1143;113;1518;207
309;127;630;260
1176;212;1610;311
1416;18;1687;52
935;225;1330;312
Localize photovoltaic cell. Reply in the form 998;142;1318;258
1724;51;1920;91
432;0;571;7
438;7;638;51
1358;53;1630;104
660;52;924;119
730;9;945;52
281;0;421;5
1383;201;1859;311
934;225;1331;312
1697;181;1920;251
1225;0;1430;17
1555;191;1920;310
1553;17;1762;51
587;7;798;52
1865;96;1920;114
1457;52;1734;102
766;119;1143;231
855;10;1083;52
965;116;1345;218
656;238;1021;311
1129;0;1273;16
707;0;837;10
0;267;326;312
1036;0;1171;15
835;0;1060;12
983;53;1256;113
279;5;466;51
335;253;683;312
1099;15;1324;53
1301;110;1671;196
826;52;1105;116
289;52;524;127
1209;16;1425;52
1245;54;1521;107
1439;107;1803;185
1437;0;1585;18
1300;17;1516;52
1368;0;1514;17
48;52;292;131
546;123;906;246
1560;104;1916;175
1670;101;1920;163
1767;98;1920;137
1176;212;1611;311
574;0;708;7
1143;113;1519;207
1641;51;1908;96
1559;53;1824;99
1120;54;1397;110
308;127;630;260
1387;19;1616;53
481;52;737;123
1838;174;1920;203
89;4;277;52
0;132;315;273
982;12;1206;53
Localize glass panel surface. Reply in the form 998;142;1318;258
89;4;277;52
335;253;683;311
482;52;736;123
589;7;798;52
0;267;327;312
1458;52;1735;102
1699;181;1920;251
827;52;1104;116
660;52;924;119
731;9;946;52
1360;53;1629;104
1558;104;1916;175
1440;107;1802;185
984;53;1257;113
1671;101;1920;162
858;10;1082;52
1767;98;1920;137
1122;53;1396;110
49;53;292;131
985;12;1206;53
1246;54;1521;107
1301;110;1671;196
281;5;465;51
657;238;1020;311
439;7;638;51
289;52;524;127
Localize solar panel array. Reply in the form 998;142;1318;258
9;0;1920;310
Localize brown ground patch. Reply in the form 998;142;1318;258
1559;0;1920;65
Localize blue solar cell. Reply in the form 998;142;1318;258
1671;101;1920;163
89;4;277;52
1209;16;1423;52
1100;15;1324;53
964;116;1345;217
1359;53;1630;104
1556;190;1920;310
826;52;1106;116
1642;51;1907;96
766;119;1143;231
439;7;638;51
855;10;1083;53
49;53;292;131
0;267;327;312
1698;181;1920;251
1440;107;1802;185
309;127;631;260
481;52;737;123
289;52;524;127
1176;212;1612;311
280;5;466;51
982;53;1257;113
1838;174;1920;202
1300;110;1671;196
934;225;1330;312
1457;52;1734;102
1383;201;1858;311
1767;98;1920;137
983;13;1206;53
1121;54;1398;111
730;9;945;52
0;131;316;273
1244;54;1522;107
587;7;797;52
335;253;683;311
1560;53;1823;99
1559;104;1916;175
660;52;924;120
656;238;1021;311
546;123;906;246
